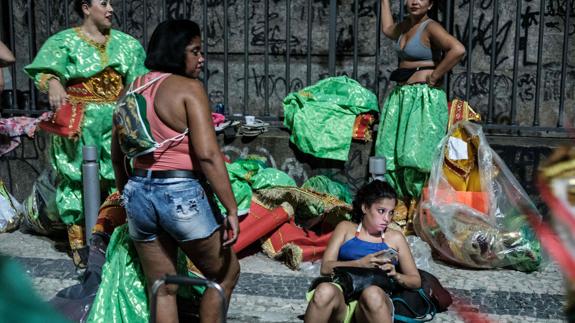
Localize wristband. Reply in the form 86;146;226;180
38;73;61;93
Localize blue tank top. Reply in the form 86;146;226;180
338;237;399;266
396;19;437;62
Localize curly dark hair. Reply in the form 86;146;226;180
73;0;91;18
351;180;397;223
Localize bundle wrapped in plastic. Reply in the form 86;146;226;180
21;169;66;235
415;122;542;272
0;180;23;233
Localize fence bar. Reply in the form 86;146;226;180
183;0;187;19
224;0;229;112
487;0;498;124
47;0;52;34
510;0;521;125
557;0;571;128
465;0;474;100
264;0;269;115
203;0;209;88
143;0;148;48
352;0;358;79
162;0;166;21
121;0;127;32
306;0;312;86
533;0;545;127
375;0;381;98
444;0;452;95
244;0;249;115
285;0;291;96
328;0;337;76
27;0;37;111
8;0;17;113
65;0;69;27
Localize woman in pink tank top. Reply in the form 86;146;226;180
111;20;239;323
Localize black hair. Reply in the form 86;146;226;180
428;0;440;21
145;20;202;76
351;180;397;223
73;0;90;18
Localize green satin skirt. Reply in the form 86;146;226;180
86;225;204;323
375;84;448;199
51;102;116;225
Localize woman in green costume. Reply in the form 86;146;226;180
375;0;465;201
24;0;147;266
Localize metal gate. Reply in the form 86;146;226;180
1;0;573;137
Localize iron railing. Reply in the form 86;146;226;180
1;0;573;136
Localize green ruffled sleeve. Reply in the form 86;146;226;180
122;36;148;84
24;30;72;89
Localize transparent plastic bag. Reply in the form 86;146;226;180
21;169;65;235
406;235;433;272
0;180;23;233
415;122;542;271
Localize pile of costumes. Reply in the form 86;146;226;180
6;77;547;321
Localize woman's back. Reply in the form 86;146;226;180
133;72;200;170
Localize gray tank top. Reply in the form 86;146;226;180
396;19;437;62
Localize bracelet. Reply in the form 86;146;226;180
38;73;61;93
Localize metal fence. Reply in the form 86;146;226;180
1;0;573;136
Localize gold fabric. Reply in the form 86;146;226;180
67;67;124;103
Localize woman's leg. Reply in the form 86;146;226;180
179;228;240;323
304;282;347;323
354;286;393;323
133;234;179;323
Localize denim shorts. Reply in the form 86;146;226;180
122;175;222;242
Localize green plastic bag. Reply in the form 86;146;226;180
283;76;378;161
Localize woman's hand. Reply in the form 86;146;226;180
357;250;388;268
426;73;439;87
380;261;398;278
48;78;68;110
222;213;239;247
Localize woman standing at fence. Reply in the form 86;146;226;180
24;0;147;266
375;0;465;204
111;20;240;323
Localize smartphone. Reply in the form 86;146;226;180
378;248;399;264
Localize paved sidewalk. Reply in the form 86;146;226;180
0;230;568;322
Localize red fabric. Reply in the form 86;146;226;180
94;192;127;236
232;200;291;253
38;101;84;139
352;113;375;142
265;220;332;263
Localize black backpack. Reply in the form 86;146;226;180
391;269;452;322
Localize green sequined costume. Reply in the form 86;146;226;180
375;84;448;199
283;76;379;161
25;28;148;225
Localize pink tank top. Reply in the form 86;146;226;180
133;71;196;170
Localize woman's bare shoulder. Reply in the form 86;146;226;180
385;228;408;244
159;76;206;101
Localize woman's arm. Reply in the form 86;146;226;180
320;222;389;275
426;21;466;86
0;41;15;67
111;127;130;194
184;79;239;246
380;0;402;40
382;231;421;289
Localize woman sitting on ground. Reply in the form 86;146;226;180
304;180;420;323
